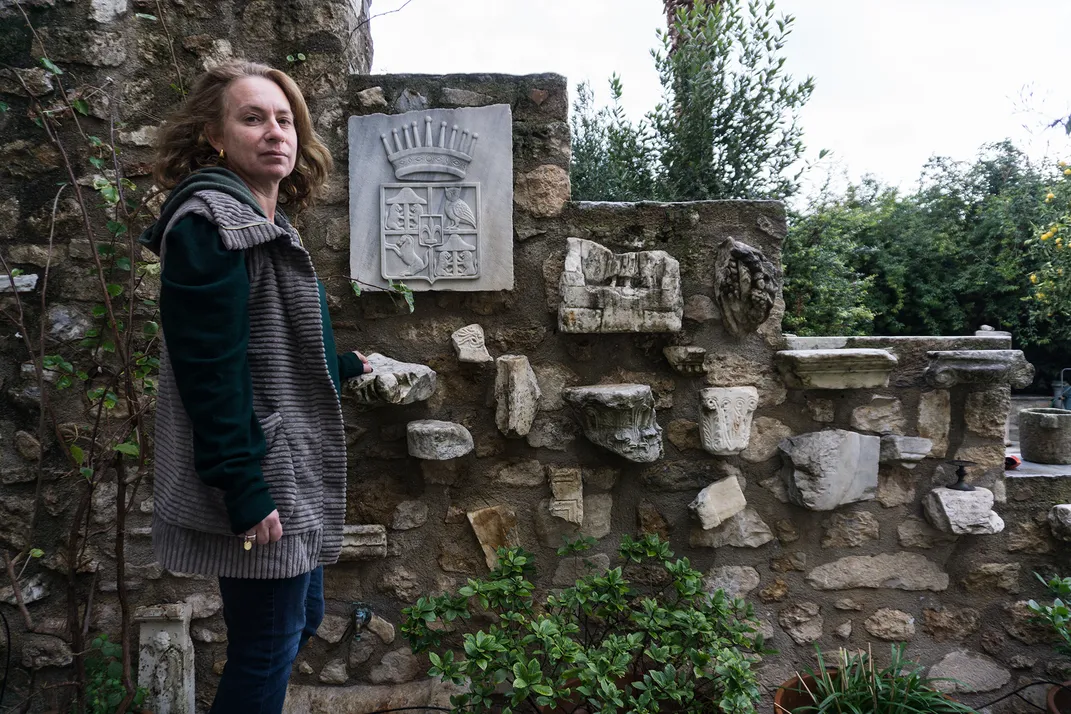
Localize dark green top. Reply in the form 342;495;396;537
160;213;363;534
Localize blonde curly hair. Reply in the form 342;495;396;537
153;61;332;211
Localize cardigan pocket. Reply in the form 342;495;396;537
257;411;298;526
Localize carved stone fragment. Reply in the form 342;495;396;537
922;487;1004;535
344;353;437;408
923;350;1035;389
879;435;932;468
1049;504;1071;542
712;238;780;336
558;238;682;333
779;430;880;511
1019;408;1071;464
136;602;195;714
663;346;707;376
698;386;758;456
562;384;663;462
547;467;583;525
775;349;898;389
494;355;541;438
451;324;493;363
467;505;520;569
407;420;474;460
689;476;747;530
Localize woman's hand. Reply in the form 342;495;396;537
354;350;373;374
245;509;283;546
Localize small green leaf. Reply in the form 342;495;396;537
92;304;107;318
114;442;139;457
106;283;123;297
10;268;23;277
142;321;159;337
89;156;105;169
297;53;306;61
29;548;44;558
350;281;361;297
88;136;104;147
107;220;128;237
286;55;295;62
39;57;63;75
134;12;158;20
115;257;132;271
0;101;9;113
71;99;89;116
80;466;93;480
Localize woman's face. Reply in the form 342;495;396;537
210;75;298;190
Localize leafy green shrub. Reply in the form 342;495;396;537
84;634;148;714
790;645;977;713
1027;572;1071;655
401;535;770;714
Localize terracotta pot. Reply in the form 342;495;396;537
773;672;821;713
1048;680;1071;714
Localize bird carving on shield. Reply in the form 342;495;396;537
443;186;476;230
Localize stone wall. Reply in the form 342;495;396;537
1;6;1070;713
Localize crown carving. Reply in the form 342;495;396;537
381;117;477;181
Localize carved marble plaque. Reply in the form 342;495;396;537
348;106;513;291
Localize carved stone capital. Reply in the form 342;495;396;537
562;384;663;462
698;387;758;456
344;353;437;407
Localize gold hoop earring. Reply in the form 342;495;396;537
218;148;225;159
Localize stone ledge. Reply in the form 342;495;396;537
775;348;897;389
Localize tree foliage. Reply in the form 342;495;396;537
570;0;814;202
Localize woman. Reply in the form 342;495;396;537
140;60;369;713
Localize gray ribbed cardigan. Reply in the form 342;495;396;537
151;189;346;579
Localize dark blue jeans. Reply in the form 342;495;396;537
210;566;324;714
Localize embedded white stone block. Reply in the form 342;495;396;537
774;348;898;389
779;429;880;511
923;487;1004;535
136;602;195;714
340;524;388;561
407;420;473;460
494;355;541;438
689;477;747;530
698;386;758;456
879;435;933;468
451;324;493;363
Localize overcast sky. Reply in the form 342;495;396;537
370;0;1071;195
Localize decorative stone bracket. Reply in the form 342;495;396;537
344;353;437;407
922;487;1004;535
775;349;898;389
562;384;663;462
340;524;388;561
923;350;1034;389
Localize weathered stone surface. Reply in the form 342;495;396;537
922;487;1004;535
703;566;760;599
637;500;670;540
704;352;786;408
877;467;916;507
489;460;542;487
929;650;1010;693
918;390;951;459
821;511;879;548
558;238;682;333
467;506;519;569
346;354;437;407
835;598;865;611
89;0;125;22
451;324;493;363
317;614;351;644
689;507;774;548
35;28;126;67
552;552;609;586
879;435;932;468
525;414;576;451
0;67;53;97
962;563;1019;594
441;87;493;107
368;614;396;644
922;607;981;642
184;592;222;620
14;431;41;461
1007;520;1052;554
689;477;747;529
760;577;789;603
22;634;73;668
741;417;793;463
835;621;853;639
770;552;807;573
369;648;422;685
533;363;580;411
965;387;1012;439
48;305;91;342
356;86;387;108
1049;504;1071;541
407;420;473;460
378;566;421;603
712;238;780;337
391;500;428;530
851;396;905;435
807;398;835;423
515;164;570;218
1003;601;1052;644
0;140;59;178
698;387;758;456
806;553;949;591
562;384;662;462
118;125;158;147
0;274;39;293
0;573;48;605
494;355;540;437
1020;408;1071;464
666;419;702;451
319;659;348;685
340;524;388;561
547;467;583;525
8;244;64;267
864;608;915;641
925;350;1034;389
778;602;823;645
779;430;880;510
349;105;513;291
283;679;464;714
683;294;718;322
775;348;897;389
663;346;707;376
897;516;957;549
